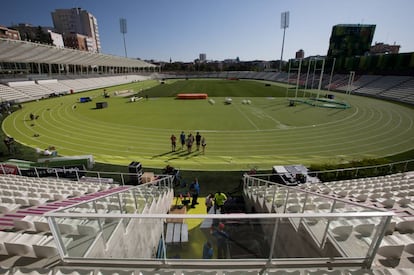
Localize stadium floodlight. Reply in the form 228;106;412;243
279;11;289;71
120;18;128;58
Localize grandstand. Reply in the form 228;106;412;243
156;71;414;105
2;71;414;105
0;75;152;103
0;165;414;274
0;39;414;274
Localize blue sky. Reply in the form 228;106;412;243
1;0;413;62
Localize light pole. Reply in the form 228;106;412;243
279;11;289;71
120;18;128;58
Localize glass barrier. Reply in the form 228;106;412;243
41;173;392;269
46;211;391;267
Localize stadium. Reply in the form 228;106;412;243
0;17;414;275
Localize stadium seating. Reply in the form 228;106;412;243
336;75;383;93
244;171;414;270
36;79;71;95
0;74;151;103
7;81;52;100
1;71;414;106
0;84;31;102
380;78;414;104
158;71;414;105
352;76;411;96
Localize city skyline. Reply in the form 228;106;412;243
1;0;413;62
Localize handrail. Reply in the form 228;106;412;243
0;162;173;186
1;159;412;183
45;211;393;219
248;159;414;182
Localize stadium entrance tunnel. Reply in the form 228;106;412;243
289;97;351;109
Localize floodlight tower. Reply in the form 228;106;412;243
120;18;128;58
279;11;289;71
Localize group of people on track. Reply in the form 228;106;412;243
170;131;206;154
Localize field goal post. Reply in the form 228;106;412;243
286;58;303;98
303;57;337;98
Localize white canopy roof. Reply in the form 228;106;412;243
0;38;156;68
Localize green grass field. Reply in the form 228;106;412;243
3;79;414;171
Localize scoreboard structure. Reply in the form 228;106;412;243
327;24;376;58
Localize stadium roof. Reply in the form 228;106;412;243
0;38;156;68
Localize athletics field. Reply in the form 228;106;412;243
3;79;414;171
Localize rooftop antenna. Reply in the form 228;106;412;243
279;11;290;71
120;18;128;58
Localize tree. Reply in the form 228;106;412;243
34;26;53;45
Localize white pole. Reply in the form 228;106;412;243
304;59;312;97
286;61;291;97
311;60;317;89
317;59;325;99
295;59;302;98
350;72;355;94
328;58;336;91
347;71;355;95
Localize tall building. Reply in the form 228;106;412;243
370;42;400;55
51;7;101;53
47;30;64;48
295;49;304;59
199;53;207;63
63;33;89;51
327;24;376;58
0;25;20;40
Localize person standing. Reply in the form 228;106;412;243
202;241;214;259
189;178;200;208
211;222;229;259
195;132;202;151
201;136;206;154
214;191;227;214
205;193;214;213
170;134;177;152
180;131;186;150
187;133;194;153
3;136;13;154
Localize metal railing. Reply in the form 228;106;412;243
1;159;412;186
0;163;164;186
246;159;414;184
